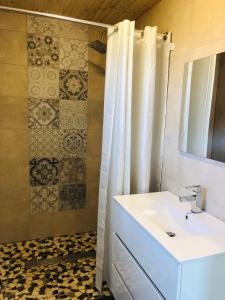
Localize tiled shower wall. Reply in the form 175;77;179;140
27;16;89;213
0;12;105;243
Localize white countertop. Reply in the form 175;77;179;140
114;191;225;263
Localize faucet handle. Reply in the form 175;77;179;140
185;185;204;211
184;185;202;193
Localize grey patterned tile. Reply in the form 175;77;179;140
59;21;89;40
60;129;87;158
59;69;88;101
29;158;60;186
60;157;86;184
28;97;59;129
28;67;59;98
27;33;59;67
29;129;60;158
27;16;60;36
30;185;59;214
59;38;88;71
59;101;87;129
59;184;86;210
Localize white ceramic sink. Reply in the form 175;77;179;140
144;198;216;238
114;191;225;262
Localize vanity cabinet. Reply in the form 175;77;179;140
110;195;225;300
112;233;164;300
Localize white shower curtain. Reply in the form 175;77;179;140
95;20;135;290
131;26;157;193
96;20;170;290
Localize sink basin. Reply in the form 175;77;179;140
113;191;225;300
114;191;225;262
144;200;215;238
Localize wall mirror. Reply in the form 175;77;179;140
179;51;225;163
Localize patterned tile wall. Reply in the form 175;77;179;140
27;16;89;214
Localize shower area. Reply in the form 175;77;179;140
0;9;111;300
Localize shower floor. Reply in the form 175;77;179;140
0;232;113;300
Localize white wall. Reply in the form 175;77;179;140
137;0;225;222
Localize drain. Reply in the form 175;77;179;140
25;250;96;268
166;231;176;237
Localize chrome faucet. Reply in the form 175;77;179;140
179;185;203;214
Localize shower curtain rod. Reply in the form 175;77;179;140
0;5;164;39
0;6;114;29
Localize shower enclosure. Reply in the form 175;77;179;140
0;9;106;242
0;7;115;299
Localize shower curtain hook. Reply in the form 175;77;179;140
163;32;168;41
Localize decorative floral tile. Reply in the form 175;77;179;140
28;97;59;129
59;101;87;129
29;158;60;186
30;185;59;214
60;129;87;158
59;21;89;40
27;33;59;67
27;16;60;36
28;67;59;98
59;38;88;71
59;69;88;101
60;157;86;184
59;184;86;210
29;129;60;158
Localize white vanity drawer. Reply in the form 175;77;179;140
112;200;181;300
111;264;133;300
112;233;164;300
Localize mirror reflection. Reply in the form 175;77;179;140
179;51;225;163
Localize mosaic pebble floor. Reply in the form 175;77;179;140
0;232;113;300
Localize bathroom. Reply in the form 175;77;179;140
1;0;225;299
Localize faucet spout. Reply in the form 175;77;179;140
171;185;203;214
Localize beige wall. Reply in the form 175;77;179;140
137;0;225;221
0;12;30;242
0;12;105;243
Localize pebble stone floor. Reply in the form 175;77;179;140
0;232;113;299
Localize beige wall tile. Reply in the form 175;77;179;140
87;129;102;156
88;63;105;101
0;157;28;184
86;155;101;182
0;129;29;159
0;180;29;209
0;97;28;129
0;130;28;225
0;198;29;222
0;12;26;32
88;48;106;71
0;64;27;97
59;20;88;40
86;182;99;208
88;101;103;130
29;209;97;239
0;29;27;65
0;215;29;243
0;156;29;187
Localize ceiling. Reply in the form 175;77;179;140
0;0;161;24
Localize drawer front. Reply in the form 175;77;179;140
112;233;164;300
111;264;133;300
112;200;181;300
